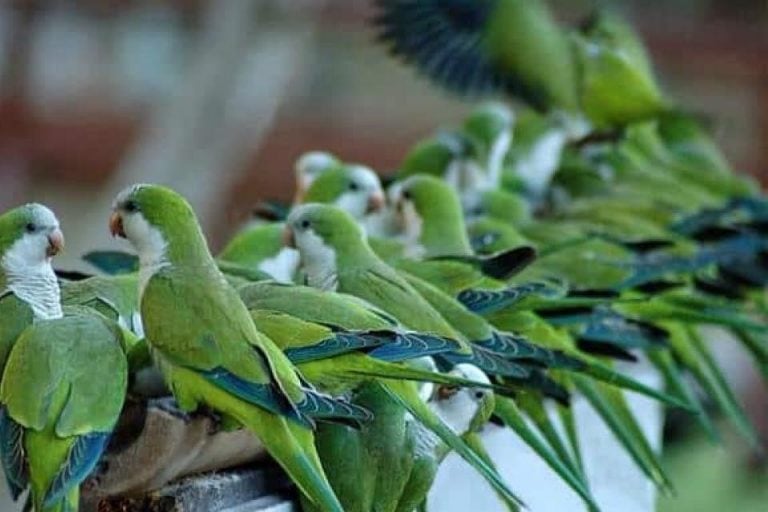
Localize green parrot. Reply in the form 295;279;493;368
1;308;129;512
0;204;65;374
374;0;580;113
238;279;522;508
0;204;129;512
302;364;496;512
217;157;388;282
284;203;689;505
293;151;344;204
381;177;706;490
109;184;376;512
398;131;469;182
242;282;500;395
396;363;497;512
396;104;515;195
571;12;666;128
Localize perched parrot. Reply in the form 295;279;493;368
284;203;689;504
302;364;497;512
238;279;524;507
218;157;388;283
380;176;701;490
0;204;65;373
0;204;129;512
109;184;377;512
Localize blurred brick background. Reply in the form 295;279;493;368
0;0;767;250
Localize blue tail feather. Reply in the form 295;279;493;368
297;391;373;428
0;407;28;500
368;332;459;362
202;368;310;427
458;281;564;315
43;433;109;507
441;345;531;379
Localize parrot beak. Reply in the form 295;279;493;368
435;385;459;401
109;212;126;239
366;192;386;214
282;226;296;248
46;228;65;257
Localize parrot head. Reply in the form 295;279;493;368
398;130;469;180
302;164;386;219
391;175;469;254
293;151;342;203
462;188;531;225
111;184;209;266
0;203;64;269
463;102;515;156
433;364;494;434
284;204;372;287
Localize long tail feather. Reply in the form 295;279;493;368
381;380;526;509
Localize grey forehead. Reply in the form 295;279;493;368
26;204;59;227
113;184;148;207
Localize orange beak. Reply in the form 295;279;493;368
367;192;386;214
436;385;459;401
282;226;296;248
46;228;64;257
109;212;126;238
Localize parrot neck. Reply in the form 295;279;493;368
2;256;62;320
412;207;473;258
486;130;512;187
135;231;171;298
297;229;339;292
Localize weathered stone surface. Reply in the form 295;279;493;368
92;467;294;512
84;397;265;498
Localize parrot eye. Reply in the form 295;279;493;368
299;219;311;230
348;181;360;191
402;190;412;200
474;391;485;400
124;200;139;213
25;223;36;233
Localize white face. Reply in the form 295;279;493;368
295;151;338;196
2;205;62;272
289;219;338;291
389;184;423;251
112;187;168;266
120;211;167;263
334;165;386;220
432;364;491;434
1;204;63;319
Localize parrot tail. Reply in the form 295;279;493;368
428;246;537;282
234;399;344;512
380;380;526;509
457;281;563;315
41;488;78;512
297;390;373;429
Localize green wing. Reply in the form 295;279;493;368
61;274;142;334
338;265;461;341
239;281;398;331
141;267;304;402
250;310;335;351
394;259;487;295
0;292;34;376
399;271;492;344
218;222;285;268
0;311;127;436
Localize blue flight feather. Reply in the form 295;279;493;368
43;433;110;507
0;407;28;500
